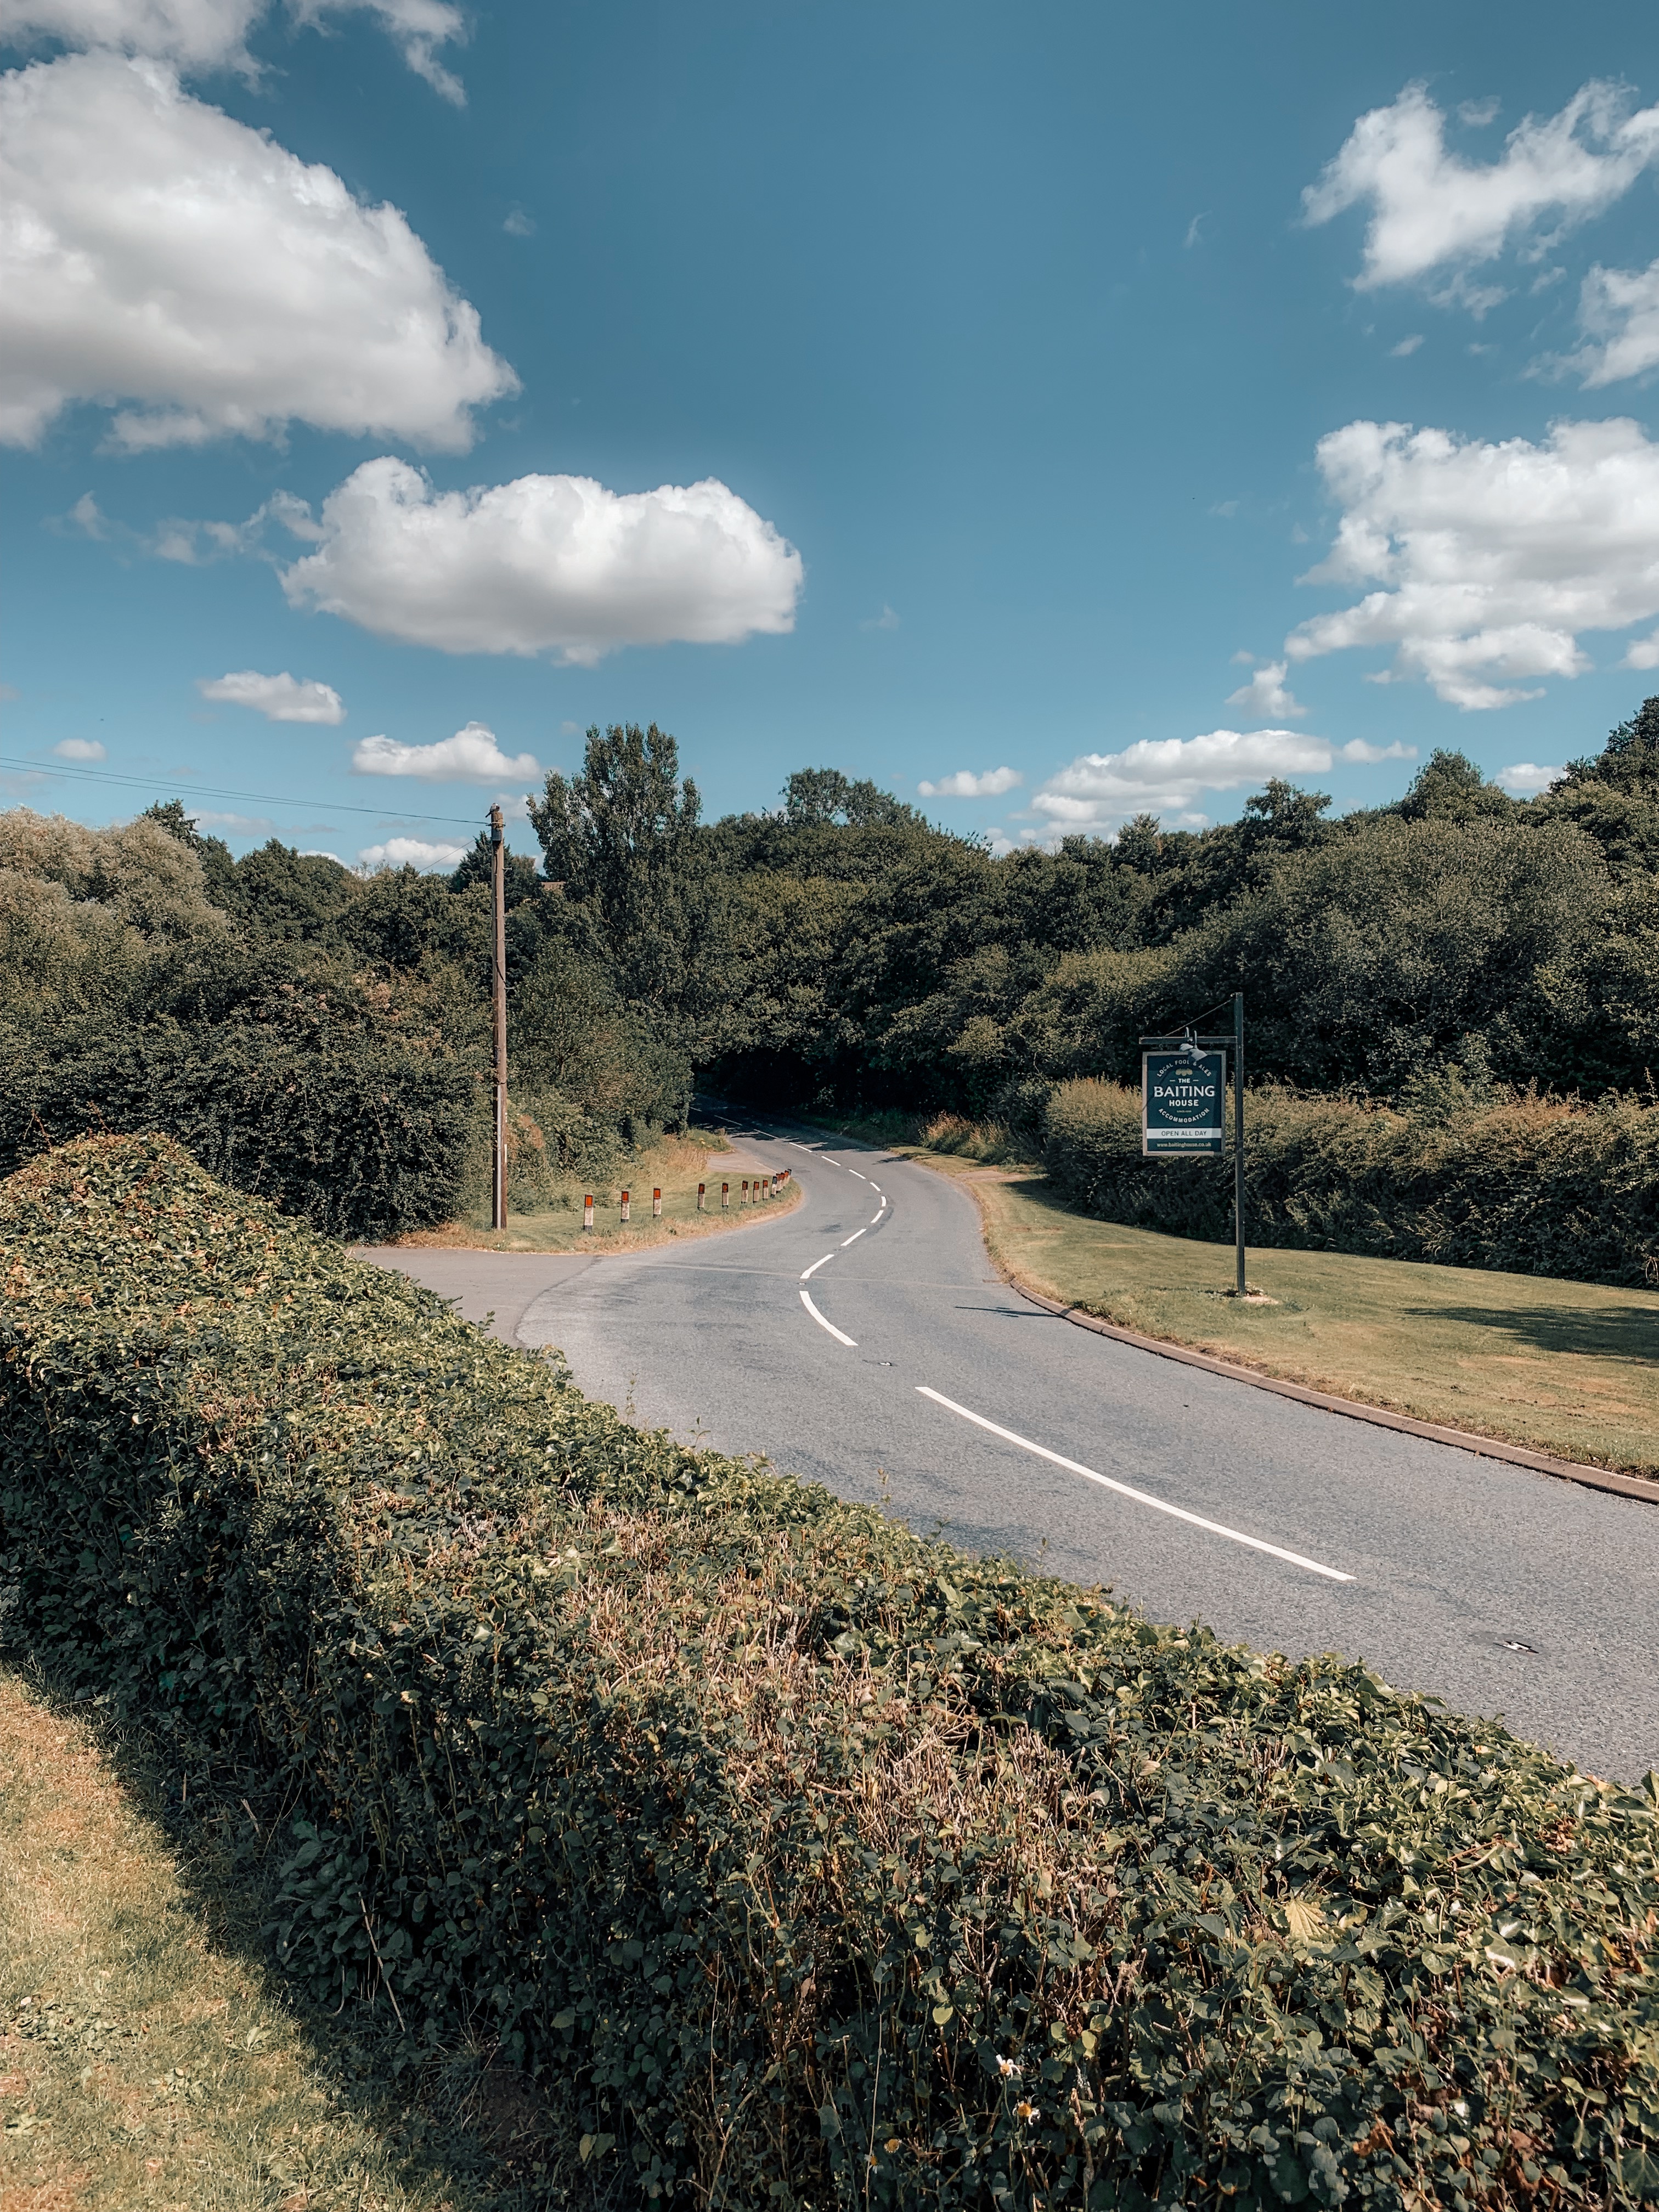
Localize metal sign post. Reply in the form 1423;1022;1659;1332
1141;991;1246;1297
489;804;508;1233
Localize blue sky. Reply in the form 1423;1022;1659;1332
3;0;1657;866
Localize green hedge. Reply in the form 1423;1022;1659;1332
3;1135;1656;2210
0;1014;476;1240
1045;1080;1659;1289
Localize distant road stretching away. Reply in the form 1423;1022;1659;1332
367;1124;1659;1783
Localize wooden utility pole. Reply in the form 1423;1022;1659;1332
490;804;508;1231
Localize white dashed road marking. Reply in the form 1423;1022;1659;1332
915;1388;1355;1582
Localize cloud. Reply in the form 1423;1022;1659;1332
1496;761;1565;794
1390;333;1424;357
291;0;467;104
1337;738;1416;763
62;491;112;537
1224;659;1307;719
351;722;541;783
1;0;467;98
860;603;900;631
1302;80;1659;305
1285;416;1659;708
1183;212;1207;249
357;835;467;871
197;668;344;723
917;766;1022;799
53;736;106;759
1033;727;1348;834
503;205;535;238
0;51;515;451
281;457;804;663
1564;258;1659;387
1622;628;1659;669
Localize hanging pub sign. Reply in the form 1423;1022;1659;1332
1142;1049;1226;1156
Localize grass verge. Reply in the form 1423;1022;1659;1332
0;1664;559;2212
391;1128;801;1255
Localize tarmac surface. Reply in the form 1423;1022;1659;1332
362;1120;1659;1783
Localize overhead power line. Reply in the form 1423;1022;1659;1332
0;753;491;830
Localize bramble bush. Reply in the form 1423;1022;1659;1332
1043;1079;1659;1290
2;1135;1656;2209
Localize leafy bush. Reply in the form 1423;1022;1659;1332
3;1133;1657;2209
0;994;476;1240
1045;1079;1659;1290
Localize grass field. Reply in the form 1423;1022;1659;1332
802;1110;1659;1479
393;1127;800;1256
0;1669;577;2212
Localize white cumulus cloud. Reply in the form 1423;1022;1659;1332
1338;738;1417;764
1303;80;1659;307
1034;728;1343;835
1224;659;1307;719
1;0;467;100
198;668;344;722
0;50;515;450
1497;761;1566;794
352;722;541;784
1623;628;1659;669
281;457;804;663
1565;258;1659;387
917;766;1021;799
356;835;467;872
53;736;106;759
1285;416;1659;708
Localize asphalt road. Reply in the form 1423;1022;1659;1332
365;1122;1659;1783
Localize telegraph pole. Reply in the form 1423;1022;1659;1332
1232;990;1246;1297
490;804;508;1232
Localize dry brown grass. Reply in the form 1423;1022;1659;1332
391;1128;802;1256
0;1668;526;2212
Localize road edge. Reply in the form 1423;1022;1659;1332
791;1125;1659;1510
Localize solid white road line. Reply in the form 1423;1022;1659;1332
871;1207;885;1223
802;1290;856;1347
915;1387;1355;1582
801;1252;835;1280
840;1229;867;1247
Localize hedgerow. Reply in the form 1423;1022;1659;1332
3;1133;1656;2210
0;1002;476;1240
1045;1080;1659;1290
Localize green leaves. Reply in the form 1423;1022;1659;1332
4;1132;1657;2211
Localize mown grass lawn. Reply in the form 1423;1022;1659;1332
919;1157;1659;1480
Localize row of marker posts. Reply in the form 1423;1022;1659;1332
582;1167;791;1231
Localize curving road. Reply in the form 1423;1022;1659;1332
368;1122;1659;1783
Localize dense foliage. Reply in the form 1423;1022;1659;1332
2;1133;1657;2209
1042;1077;1659;1290
3;701;1655;1242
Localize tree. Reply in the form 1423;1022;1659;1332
526;724;712;1013
1398;749;1513;822
140;798;240;909
448;832;541;907
782;768;926;829
1561;693;1659;793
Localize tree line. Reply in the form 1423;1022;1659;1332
3;699;1655;1227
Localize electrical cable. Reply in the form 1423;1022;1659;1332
0;753;490;828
